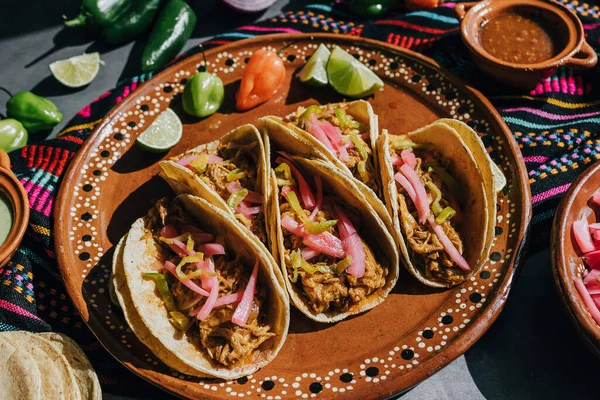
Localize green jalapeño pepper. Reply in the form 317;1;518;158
0;120;28;153
141;0;197;73
6;92;62;134
182;47;224;118
65;0;163;44
348;0;397;18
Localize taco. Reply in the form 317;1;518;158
159;124;269;245
258;101;379;194
117;195;289;379
377;121;494;288
268;151;399;323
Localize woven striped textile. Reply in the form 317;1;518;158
1;1;599;395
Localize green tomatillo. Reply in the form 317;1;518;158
0;119;28;153
6;91;63;133
182;47;224;118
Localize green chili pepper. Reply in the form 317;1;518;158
334;256;354;274
190;154;210;174
176;254;213;281
142;272;176;311
235;213;252;227
289;250;302;283
183;47;224;118
227;188;248;210
0;120;28;153
6;91;62;134
391;137;433;151
64;0;164;44
226;169;247;182
141;0;197;73
357;160;370;184
426;182;444;216
334;108;364;131
274;163;295;186
349;134;369;160
426;165;465;203
169;310;191;331
298;105;322;125
436;207;456;225
286;191;337;234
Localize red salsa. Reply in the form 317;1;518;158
479;11;556;64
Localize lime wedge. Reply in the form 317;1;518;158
136;108;183;153
326;46;384;98
297;44;330;87
49;52;101;88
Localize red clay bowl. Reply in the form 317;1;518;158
456;0;597;89
552;160;600;358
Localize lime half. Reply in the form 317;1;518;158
49;52;101;88
327;46;384;98
136;108;183;153
297;44;330;87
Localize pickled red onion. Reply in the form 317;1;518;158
226;181;263;204
427;216;470;271
400;150;417;168
575;276;600;326
593;192;600;207
197;243;225;256
164;261;209;297
307;115;335;152
302;248;321;260
196;276;219;320
400;164;430;224
584;250;600;270
175;155;198;168
168;240;188;257
280;215;345;258
208;155;223;164
574;218;595;254
160;225;178;238
391;157;403;167
584;269;600;288
232;261;259;326
394;172;417;204
334;206;365;278
275;154;315;209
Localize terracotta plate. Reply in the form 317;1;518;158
552;160;600;357
55;34;531;399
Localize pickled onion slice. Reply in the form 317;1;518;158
427;216;470;271
232;261;259;326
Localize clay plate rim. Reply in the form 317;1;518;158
552;159;600;356
54;33;532;398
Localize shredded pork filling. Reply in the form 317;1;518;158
289;105;378;194
392;151;466;285
280;203;387;314
180;143;267;244
148;200;275;368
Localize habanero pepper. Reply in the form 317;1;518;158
64;0;163;44
140;0;197;73
0;120;28;153
182;47;224;118
6;91;62;134
236;49;286;111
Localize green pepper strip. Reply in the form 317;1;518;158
357;161;370;184
286;191;337;234
227;168;247;182
426;182;444;216
159;233;192;245
227;188;248;210
274;163;296;186
289;250;302;283
169;310;192;331
235;213;252;227
142;272;176;311
435;207;456;225
335;108;364;131
349;134;369;161
298;105;322;126
175;253;216;281
425;164;465;203
391;138;433;151
190;154;209;174
334;256;354;275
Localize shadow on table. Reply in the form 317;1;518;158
464;250;598;400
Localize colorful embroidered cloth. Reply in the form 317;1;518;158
1;1;599;396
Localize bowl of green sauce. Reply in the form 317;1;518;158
0;150;29;267
456;0;597;89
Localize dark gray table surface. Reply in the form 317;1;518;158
1;1;596;399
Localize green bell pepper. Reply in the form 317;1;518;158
141;0;197;73
65;0;163;44
0;120;28;153
6;92;62;134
